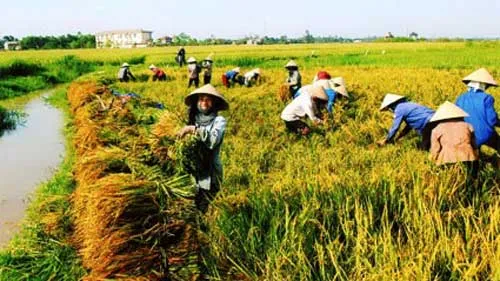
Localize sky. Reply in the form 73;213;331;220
2;0;500;39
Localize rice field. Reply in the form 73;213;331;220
1;42;500;280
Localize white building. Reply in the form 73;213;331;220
95;30;153;48
4;41;21;51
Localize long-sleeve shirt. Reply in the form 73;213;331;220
430;120;479;165
286;70;302;91
281;92;320;122
195;116;226;191
202;61;212;76
188;64;199;79
455;89;500;146
225;70;238;80
325;89;337;113
386;101;435;141
244;70;258;86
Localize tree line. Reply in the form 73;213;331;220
0;33;95;50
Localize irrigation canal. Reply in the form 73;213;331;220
0;93;64;247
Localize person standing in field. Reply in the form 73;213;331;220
455;68;500;153
285;60;302;98
429;101;479;168
177;84;228;212
243;68;261;87
222;67;241;88
202;56;213;85
378;94;435;149
117;63;136;82
176;46;187;67
281;84;328;135
187;57;200;88
148;64;167;81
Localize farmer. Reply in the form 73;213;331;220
281;84;328;135
455;68;500;152
285;60;302;98
187;57;200;88
148;64;167;81
312;70;332;83
429;101;479;168
310;77;349;114
378;94;435;149
176;46;186;67
243;68;261;87
222;67;241;88
117;63;136;82
201;56;213;85
177;84;228;212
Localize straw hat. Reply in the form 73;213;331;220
184;84;229;111
232;67;240;73
430;101;469;123
307;85;328;101
462;68;497;87
122;62;129;67
313;79;331;90
380;93;405;110
253;68;261;75
187;57;197;63
204;56;213;62
330;77;349;97
148;64;156;69
285;60;298;68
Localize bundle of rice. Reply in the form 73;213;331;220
278;84;289;102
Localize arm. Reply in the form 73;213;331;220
325;89;337;113
386;111;405;142
127;69;136;80
484;96;500;127
429;129;441;161
395;124;411;141
304;99;320;123
197;116;227;150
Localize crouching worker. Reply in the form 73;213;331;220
281;85;328;135
117;63;136;82
378;94;435;149
243;68;261;87
222;67;241;88
177;84;228;212
312;77;349;114
149;64;167;81
429;101;479;167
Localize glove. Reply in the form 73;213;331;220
178;125;196;138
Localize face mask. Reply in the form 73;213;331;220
468;81;486;91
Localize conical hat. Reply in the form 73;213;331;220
313;79;331;90
184;84;229;111
462;68;497;86
253;68;261;75
380;93;405;110
122;62;129;67
187;57;197;63
285;60;298;68
329;77;349;97
232;67;240;73
149;64;156;69
204;56;213;61
430;101;469;122
309;85;328;101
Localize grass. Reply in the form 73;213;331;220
0;42;499;280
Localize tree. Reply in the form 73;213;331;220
304;30;314;43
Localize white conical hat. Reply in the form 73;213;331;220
285;60;298;68
313;79;331;90
430;101;469;122
149;64;156;69
122;62;129;67
187;57;197;63
308;85;328;101
184;84;228;111
253;68;261;75
462;68;497;87
329;77;349;97
232;67;240;73
380;93;405;110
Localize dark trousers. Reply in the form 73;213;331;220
204;74;211;85
153;74;166;81
484;132;500;151
285;120;310;135
188;78;199;88
195;184;220;213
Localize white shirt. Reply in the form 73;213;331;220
280;91;320;122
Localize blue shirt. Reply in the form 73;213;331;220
225;70;238;80
456;88;499;146
325;89;337;113
387;101;435;141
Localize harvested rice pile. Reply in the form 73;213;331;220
68;81;202;280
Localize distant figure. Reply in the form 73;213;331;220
187;57;200;88
177;84;229;212
222;67;241;88
176;47;187;67
312;70;332;83
148;64;167;81
285;60;302;98
429;101;479;167
281;85;328;136
243;68;261;87
455;68;499;153
378;94;435;149
117;63;136;82
202;56;213;85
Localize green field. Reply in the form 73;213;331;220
1;42;500;280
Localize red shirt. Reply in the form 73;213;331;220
316;71;331;80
